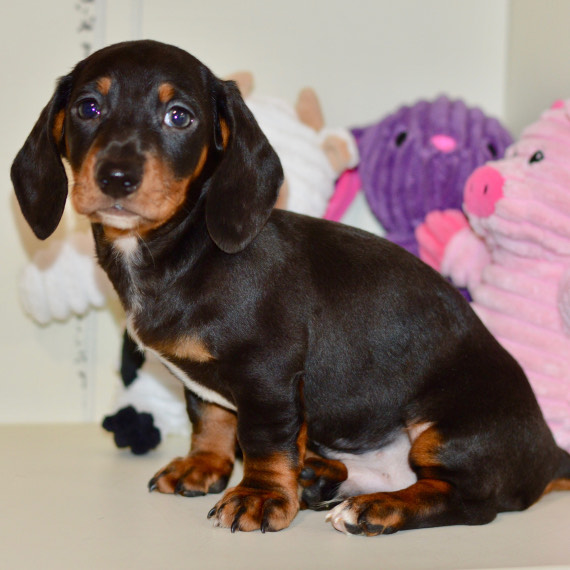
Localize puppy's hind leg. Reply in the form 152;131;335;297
326;478;499;536
326;425;498;536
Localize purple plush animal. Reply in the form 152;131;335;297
325;96;513;257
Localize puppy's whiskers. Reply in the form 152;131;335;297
135;228;156;268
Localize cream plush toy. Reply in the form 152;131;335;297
228;71;358;214
417;100;570;450
19;78;358;452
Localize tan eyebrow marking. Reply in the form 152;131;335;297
158;82;176;103
96;76;112;95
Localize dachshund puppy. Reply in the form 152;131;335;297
12;40;570;535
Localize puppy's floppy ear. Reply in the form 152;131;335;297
205;80;283;254
11;75;72;240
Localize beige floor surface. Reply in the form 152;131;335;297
1;423;569;570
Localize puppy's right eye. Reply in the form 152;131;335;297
77;99;101;120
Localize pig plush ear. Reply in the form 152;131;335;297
548;99;570;122
11;75;72;240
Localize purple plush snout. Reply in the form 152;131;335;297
430;134;457;153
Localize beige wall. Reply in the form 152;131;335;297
1;0;518;422
506;0;570;137
139;0;510;126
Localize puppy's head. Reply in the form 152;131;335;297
11;40;283;253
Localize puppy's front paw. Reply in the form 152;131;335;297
148;452;233;497
208;484;299;532
326;496;404;536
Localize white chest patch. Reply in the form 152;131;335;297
113;235;139;257
112;236;144;313
330;428;427;497
126;317;236;412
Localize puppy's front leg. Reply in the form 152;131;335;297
149;390;236;496
208;376;306;533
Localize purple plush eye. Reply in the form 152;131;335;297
164;106;194;128
77;98;101;120
395;131;407;147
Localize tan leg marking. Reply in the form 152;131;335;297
149;403;236;496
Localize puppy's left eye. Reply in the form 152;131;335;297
164;106;194;128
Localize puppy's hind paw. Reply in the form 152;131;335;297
299;455;347;511
325;497;401;537
326;501;360;535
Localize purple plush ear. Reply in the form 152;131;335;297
351;126;367;146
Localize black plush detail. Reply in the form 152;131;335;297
102;405;161;455
120;330;146;387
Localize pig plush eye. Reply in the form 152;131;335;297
487;143;498;158
529;150;544;164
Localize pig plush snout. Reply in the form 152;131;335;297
463;165;505;218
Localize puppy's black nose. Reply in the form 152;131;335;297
96;161;143;198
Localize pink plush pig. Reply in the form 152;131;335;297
416;100;570;450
